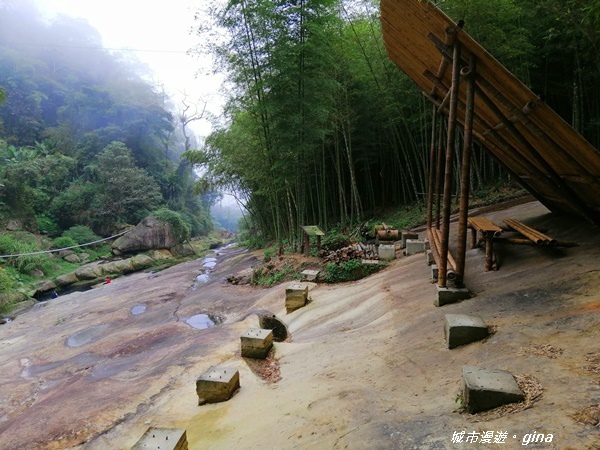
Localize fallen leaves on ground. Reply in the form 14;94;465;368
466;374;543;422
518;344;564;359
570;404;600;427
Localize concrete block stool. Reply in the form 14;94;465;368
196;366;240;405
378;244;396;260
241;328;273;359
404;239;426;256
286;283;308;313
444;314;489;349
300;270;320;281
435;285;471;307
131;427;188;450
462;366;524;413
401;232;418;248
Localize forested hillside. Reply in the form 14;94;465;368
185;0;600;246
0;1;213;238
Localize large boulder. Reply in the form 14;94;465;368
111;216;181;255
130;255;154;271
56;273;79;286
34;279;56;293
75;263;105;280
170;242;196;257
63;253;81;263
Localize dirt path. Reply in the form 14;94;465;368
0;202;598;449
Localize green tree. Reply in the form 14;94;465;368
88;141;164;230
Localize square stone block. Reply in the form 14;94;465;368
401;232;418;248
241;328;273;359
431;264;438;281
462;366;524;413
300;269;320;281
196;367;240;405
286;283;308;313
404;239;426;256
435;285;471;307
444;314;489;349
426;249;435;266
131;427;188;450
378;244;396;260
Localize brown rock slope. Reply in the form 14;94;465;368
0;201;598;449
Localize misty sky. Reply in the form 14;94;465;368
34;0;223;136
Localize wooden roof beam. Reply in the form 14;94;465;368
427;21;465;97
423;78;575;215
474;81;600;224
476;75;597;180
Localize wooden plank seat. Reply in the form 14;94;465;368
467;217;503;271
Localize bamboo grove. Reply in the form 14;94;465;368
186;0;600;245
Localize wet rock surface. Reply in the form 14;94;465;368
0;202;599;449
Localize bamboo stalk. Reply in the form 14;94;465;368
427;228;456;279
433;228;457;271
426;105;437;230
438;41;461;287
455;57;476;286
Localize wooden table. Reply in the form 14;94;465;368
467;217;503;271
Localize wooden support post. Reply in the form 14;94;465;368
438;41;461;288
455;56;476;287
435;118;445;229
470;227;477;249
485;236;494;271
426;105;438;230
304;233;310;257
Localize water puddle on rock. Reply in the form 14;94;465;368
202;258;217;269
130;305;147;315
185;314;223;330
66;324;109;348
191;254;218;290
196;273;209;283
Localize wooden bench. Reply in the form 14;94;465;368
467;217;503;271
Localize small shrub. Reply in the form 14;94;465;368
252;262;294;287
52;236;78;251
63;226;100;246
152;208;191;242
263;245;279;260
36;214;59;234
322;259;381;283
0;267;14;294
84;244;112;261
0;234;51;274
321;233;350;251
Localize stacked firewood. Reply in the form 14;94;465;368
320;242;379;263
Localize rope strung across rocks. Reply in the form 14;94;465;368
0;229;131;259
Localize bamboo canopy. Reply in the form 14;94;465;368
380;0;600;226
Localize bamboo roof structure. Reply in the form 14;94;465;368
380;0;600;226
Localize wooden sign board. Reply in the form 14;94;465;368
301;225;325;237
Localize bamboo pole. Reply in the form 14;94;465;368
455;57;476;287
433;228;457;271
435;119;445;229
427;228;456;280
503;219;557;245
426;105;437;230
438;41;461;288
